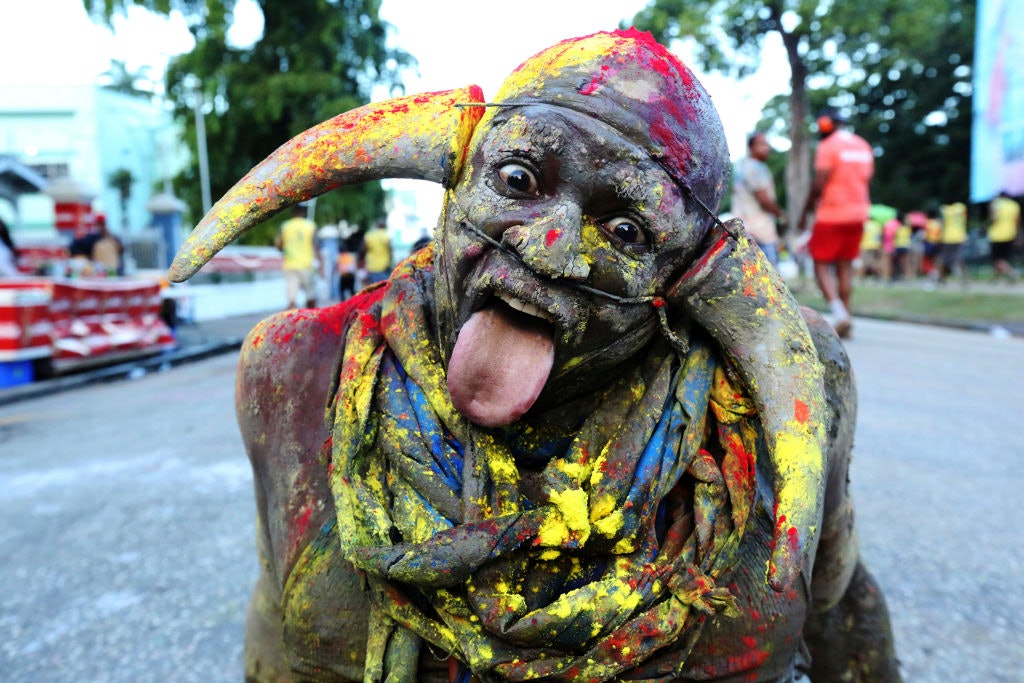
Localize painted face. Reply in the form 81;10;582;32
435;105;713;425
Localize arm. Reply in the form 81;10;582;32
753;187;785;220
798;169;831;234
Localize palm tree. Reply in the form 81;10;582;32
97;59;156;96
108;168;134;231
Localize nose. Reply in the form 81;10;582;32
501;205;591;282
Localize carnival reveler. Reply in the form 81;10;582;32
169;29;900;683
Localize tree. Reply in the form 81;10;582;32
849;1;974;212
108;167;134;231
98;59;158;96
84;0;413;245
628;0;974;226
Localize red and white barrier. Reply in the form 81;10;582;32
0;280;53;361
0;277;177;384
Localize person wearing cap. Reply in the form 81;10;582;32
167;30;899;682
797;108;875;339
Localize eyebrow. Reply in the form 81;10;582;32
615;171;654;204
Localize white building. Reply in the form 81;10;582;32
0;84;187;238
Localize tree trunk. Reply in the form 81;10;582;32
782;30;810;238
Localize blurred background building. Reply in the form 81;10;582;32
0;84;187;260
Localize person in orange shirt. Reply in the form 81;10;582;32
797;108;874;339
335;233;359;301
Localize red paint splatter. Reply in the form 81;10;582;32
726;648;770;675
794;398;809;424
787;526;801;553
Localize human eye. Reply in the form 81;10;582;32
600;215;648;246
497;161;540;196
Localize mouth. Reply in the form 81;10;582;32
494;292;556;324
446;291;558;428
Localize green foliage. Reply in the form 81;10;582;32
108;167;134;198
108;167;134;230
98;59;158;95
629;0;975;216
83;0;413;245
851;0;974;212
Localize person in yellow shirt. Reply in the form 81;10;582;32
939;201;968;284
922;208;943;278
277;204;320;308
892;214;913;281
858;214;883;279
358;219;392;284
987;191;1020;281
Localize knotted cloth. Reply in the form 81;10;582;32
325;248;766;681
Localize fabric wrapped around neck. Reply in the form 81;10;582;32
319;246;769;681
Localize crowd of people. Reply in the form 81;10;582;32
0;213;126;279
275;206;408;310
731;109;1022;339
853;194;1021;286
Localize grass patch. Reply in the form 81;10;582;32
789;279;1024;324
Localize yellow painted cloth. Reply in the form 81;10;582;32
318;246;767;681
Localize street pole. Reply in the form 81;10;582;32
187;76;212;214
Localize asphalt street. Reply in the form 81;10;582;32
0;316;1021;682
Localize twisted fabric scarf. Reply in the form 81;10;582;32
326;248;767;682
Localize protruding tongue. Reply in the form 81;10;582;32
447;303;555;427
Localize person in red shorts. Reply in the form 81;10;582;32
797;108;874;338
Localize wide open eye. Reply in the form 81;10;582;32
601;216;647;246
498;162;539;195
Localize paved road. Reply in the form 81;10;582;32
0;354;254;683
0;317;1021;682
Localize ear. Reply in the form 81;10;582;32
667;219;828;591
168;86;485;282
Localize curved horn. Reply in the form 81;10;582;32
168;86;486;282
669;220;828;593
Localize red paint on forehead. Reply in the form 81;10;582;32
503;27;725;207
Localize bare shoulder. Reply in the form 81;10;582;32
236;305;353;581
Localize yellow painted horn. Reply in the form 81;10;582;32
168;86;485;282
669;219;828;592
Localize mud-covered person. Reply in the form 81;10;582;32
168;29;901;683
